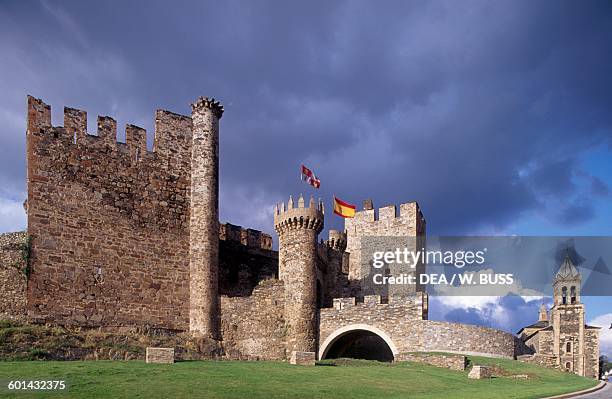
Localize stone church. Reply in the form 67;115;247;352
518;254;600;378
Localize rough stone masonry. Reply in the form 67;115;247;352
0;95;598;378
189;97;223;340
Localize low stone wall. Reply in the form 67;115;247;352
0;232;28;321
220;279;287;360
422;320;519;359
518;354;559;369
398;353;466;371
319;296;520;360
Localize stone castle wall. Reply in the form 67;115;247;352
319;294;428;358
316;234;351;307
0;232;28;320
26;96;193;329
2;227;277;324
319;294;522;359
23;97;276;331
219;238;277;297
220;279;286;360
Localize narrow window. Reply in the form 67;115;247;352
565;362;571;370
570;286;576;304
566;342;571;353
561;286;567;305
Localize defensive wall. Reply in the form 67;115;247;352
26;96;192;329
319;294;527;360
0;232;28;321
220;279;286;360
19;96;276;330
0;226;276;329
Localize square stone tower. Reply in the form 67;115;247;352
344;200;426;296
549;254;600;378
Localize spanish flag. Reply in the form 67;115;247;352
333;196;356;218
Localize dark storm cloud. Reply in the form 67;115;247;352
1;0;611;234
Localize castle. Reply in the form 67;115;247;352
0;95;598;378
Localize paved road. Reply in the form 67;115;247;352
571;382;611;399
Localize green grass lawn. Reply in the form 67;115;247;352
0;356;598;399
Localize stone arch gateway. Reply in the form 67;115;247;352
318;324;399;360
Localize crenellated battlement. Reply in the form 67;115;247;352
346;201;424;225
273;194;324;235
191;96;224;119
325;230;347;251
27;96;193;166
25;95;196;233
219;223;273;250
330;293;428;310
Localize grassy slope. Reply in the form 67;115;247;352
0;320;209;361
0;357;598;399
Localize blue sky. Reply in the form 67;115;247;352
0;0;610;355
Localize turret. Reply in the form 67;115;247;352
539;304;549;322
189;96;224;339
274;194;324;355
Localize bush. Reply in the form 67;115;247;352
0;319;20;329
28;348;49;360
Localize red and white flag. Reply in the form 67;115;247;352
301;164;321;188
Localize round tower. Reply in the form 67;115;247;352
189;96;223;339
274;194;324;355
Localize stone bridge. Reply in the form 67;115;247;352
318;294;522;361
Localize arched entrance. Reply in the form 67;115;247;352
318;324;398;362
